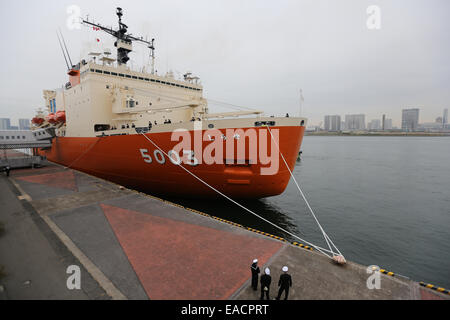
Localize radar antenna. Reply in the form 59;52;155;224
81;7;156;66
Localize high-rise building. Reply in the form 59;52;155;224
18;118;30;130
444;108;448;125
344;114;365;131
324;115;341;131
368;119;381;131
401;108;419;131
0;118;11;130
384;118;392;130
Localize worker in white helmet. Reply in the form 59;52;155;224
260;267;272;300
250;259;260;291
276;266;292;300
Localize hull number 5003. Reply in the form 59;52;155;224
139;149;198;166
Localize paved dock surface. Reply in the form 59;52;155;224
0;163;448;300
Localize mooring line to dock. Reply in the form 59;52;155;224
64;137;102;170
139;132;337;258
265;125;344;261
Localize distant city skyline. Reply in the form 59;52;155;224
320;106;448;132
0;118;30;130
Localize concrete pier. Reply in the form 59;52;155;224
0;163;448;300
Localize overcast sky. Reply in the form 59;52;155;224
0;0;449;127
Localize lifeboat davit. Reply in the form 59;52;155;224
55;111;66;123
46;113;58;125
32;117;44;125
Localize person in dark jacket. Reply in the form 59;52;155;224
250;259;260;291
276;266;292;300
260;268;272;300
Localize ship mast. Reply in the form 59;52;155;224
81;7;155;66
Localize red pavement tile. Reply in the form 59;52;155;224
15;170;78;191
420;288;445;300
101;203;283;300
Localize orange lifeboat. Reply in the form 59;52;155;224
46;113;58;125
32;117;44;125
55;111;66;123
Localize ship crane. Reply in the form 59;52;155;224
82;7;155;66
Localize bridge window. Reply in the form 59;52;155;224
255;121;276;127
94;124;110;132
126;99;136;108
0;136;3;139
6;136;9;139
111;72;118;76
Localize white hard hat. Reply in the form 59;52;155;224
253;259;258;263
282;266;288;272
265;268;270;275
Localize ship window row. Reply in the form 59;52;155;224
0;135;27;140
87;68;202;91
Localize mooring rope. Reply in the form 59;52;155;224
265;125;344;259
139;132;339;259
64;137;102;170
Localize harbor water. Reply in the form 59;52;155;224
163;136;450;290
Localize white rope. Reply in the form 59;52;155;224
206;98;258;112
265;125;344;258
64;137;102;170
139;132;336;258
129;87;258;114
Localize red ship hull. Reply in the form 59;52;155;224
39;125;305;199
